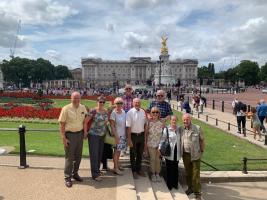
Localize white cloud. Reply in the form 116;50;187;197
0;0;78;25
124;0;175;9
1;0;267;70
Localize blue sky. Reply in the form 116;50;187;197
0;0;266;71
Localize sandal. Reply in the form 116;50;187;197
113;169;123;175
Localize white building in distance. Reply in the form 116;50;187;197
81;41;198;88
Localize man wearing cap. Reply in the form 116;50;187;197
58;91;87;188
122;84;135;113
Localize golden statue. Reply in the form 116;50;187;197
161;36;168;54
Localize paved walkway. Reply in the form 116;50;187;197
170;100;267;150
0;155;190;200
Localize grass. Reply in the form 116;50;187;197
1;99;267;171
0;121;89;157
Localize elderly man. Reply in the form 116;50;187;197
58;92;87;188
126;98;147;179
147;90;173;123
179;113;205;200
122;84;135;113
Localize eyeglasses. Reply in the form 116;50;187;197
157;95;164;97
152;111;159;114
98;101;105;104
115;102;123;105
125;88;132;91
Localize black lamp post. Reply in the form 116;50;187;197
157;57;163;89
199;78;202;97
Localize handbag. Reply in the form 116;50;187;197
104;125;115;146
160;127;171;157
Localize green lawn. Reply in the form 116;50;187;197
0;121;89;157
1;99;267;171
52;99;111;109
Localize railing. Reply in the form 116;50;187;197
242;157;267;174
0;126;58;169
171;102;267;145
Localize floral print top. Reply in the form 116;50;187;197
88;109;109;136
147;120;163;148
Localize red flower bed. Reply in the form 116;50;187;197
0;92;115;102
0;106;61;119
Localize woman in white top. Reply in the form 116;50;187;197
159;115;181;190
110;97;127;175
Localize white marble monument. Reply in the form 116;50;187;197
154;36;175;86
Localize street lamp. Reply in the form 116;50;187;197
199;78;202;97
157;56;163;89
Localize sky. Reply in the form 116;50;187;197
0;0;266;71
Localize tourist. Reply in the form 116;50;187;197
146;107;164;182
147;90;173;125
235;100;247;136
256;99;267;133
183;101;191;114
126;98;147;179
247;107;262;141
232;97;238;115
180;113;205;200
122;84;135;113
158;115;181;190
58;91;87;188
110;97;127;175
84;96;109;182
121;84;135;157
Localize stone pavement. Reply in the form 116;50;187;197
0;155;190;200
170;100;267;150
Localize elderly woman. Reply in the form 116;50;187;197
110;97;127;175
84;96;109;181
146;107;163;182
159;115;181;190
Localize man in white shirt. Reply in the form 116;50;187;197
126;98;147;179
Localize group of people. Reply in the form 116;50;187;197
232;98;267;141
58;84;205;200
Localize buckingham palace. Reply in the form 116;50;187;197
81;57;198;88
81;38;198;88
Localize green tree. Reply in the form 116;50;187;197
55;65;73;79
236;60;260;86
260;63;267;83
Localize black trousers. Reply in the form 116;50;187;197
165;145;179;190
165;159;179;190
259;116;266;132
101;143;113;169
130;133;144;172
237;116;246;133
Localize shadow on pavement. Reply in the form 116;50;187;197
202;184;266;200
78;175;117;189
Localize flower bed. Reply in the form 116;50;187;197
0;92;115;101
0;106;61;119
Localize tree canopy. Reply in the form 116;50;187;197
0;57;72;87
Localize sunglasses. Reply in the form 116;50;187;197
157;95;164;97
125;88;132;91
152;111;159;114
98;101;105;104
116;102;123;105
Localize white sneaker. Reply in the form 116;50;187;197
156;174;162;182
151;174;157;182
